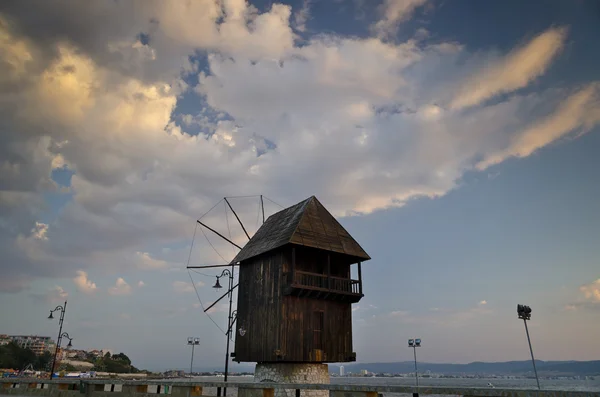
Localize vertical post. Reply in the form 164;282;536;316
523;319;541;390
224;266;234;396
260;195;265;224
49;301;67;379
290;247;296;284
190;343;195;375
357;262;363;295
326;254;331;290
412;345;419;397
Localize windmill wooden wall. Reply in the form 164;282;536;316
234;246;354;363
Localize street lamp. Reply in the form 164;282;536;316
47;302;74;379
60;333;73;348
408;338;421;397
517;304;540;390
212;269;235;395
187;337;200;375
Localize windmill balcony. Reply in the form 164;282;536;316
283;270;363;303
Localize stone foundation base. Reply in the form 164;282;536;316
254;363;330;397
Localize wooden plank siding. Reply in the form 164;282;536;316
234;246;356;363
234;250;284;363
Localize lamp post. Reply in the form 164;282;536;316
517;304;540;390
408;338;421;397
187;337;200;375
212;268;235;396
48;301;73;379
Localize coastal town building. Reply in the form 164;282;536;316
0;335;55;355
1;335;106;363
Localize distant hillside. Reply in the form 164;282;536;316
332;360;600;376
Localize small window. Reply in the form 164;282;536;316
313;311;324;350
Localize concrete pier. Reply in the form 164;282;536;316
1;378;598;397
254;363;329;397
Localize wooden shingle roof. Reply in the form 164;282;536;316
231;196;370;263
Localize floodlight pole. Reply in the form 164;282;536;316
413;345;419;388
517;304;540;390
523;319;540;390
187;338;200;375
408;338;420;397
190;343;195;375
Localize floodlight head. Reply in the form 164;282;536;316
408;339;414;347
415;338;421;347
187;337;193;345
517;304;532;320
194;338;200;345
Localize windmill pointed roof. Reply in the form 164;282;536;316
231;196;370;263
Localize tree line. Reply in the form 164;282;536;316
0;342;141;374
0;342;52;371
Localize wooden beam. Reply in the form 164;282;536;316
197;220;242;250
357;262;363;295
187;263;239;269
224;198;251;240
327;254;331;290
260;195;265;224
290;247;296;285
203;284;239;313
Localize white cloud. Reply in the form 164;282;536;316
73;270;97;294
390;310;410;317
137;281;145;287
450;27;567;110
52;285;69;300
0;1;598;294
108;277;132;296
580;279;600;302
31;222;49;240
294;0;311;33
173;280;205;294
135;251;168;270
478;300;488;306
373;0;428;39
476;83;600;169
30;285;68;303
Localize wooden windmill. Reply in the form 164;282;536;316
188;195;370;393
231;196;370;363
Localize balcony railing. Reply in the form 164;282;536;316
284;270;362;302
293;271;360;294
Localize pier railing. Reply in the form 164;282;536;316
1;378;598;397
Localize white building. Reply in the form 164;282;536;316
3;335;54;355
339;366;345;376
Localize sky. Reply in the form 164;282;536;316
0;0;599;371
